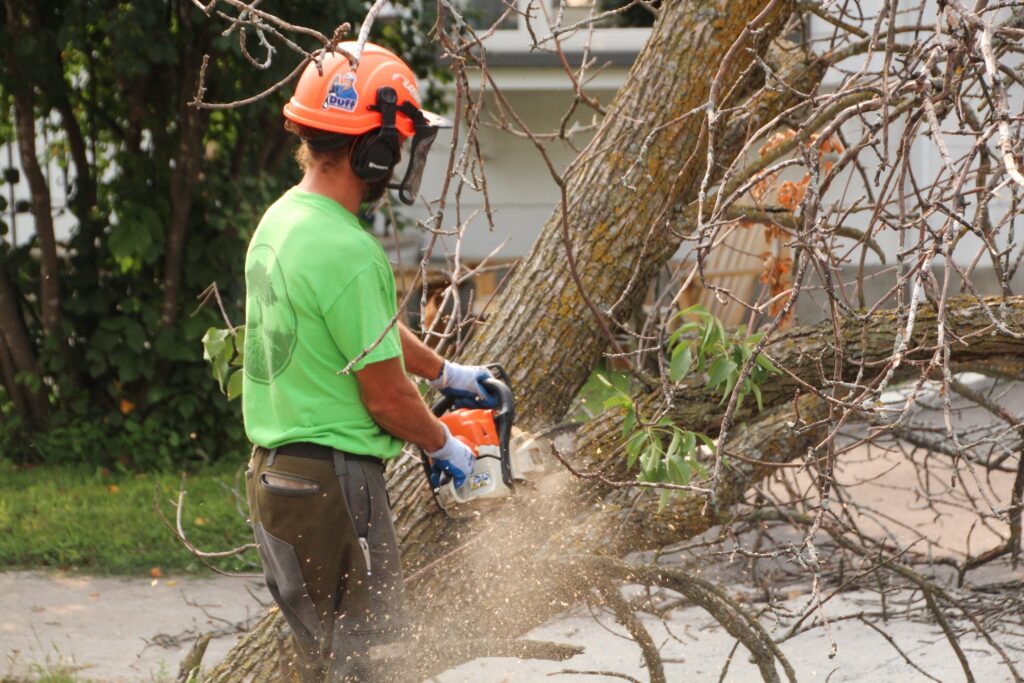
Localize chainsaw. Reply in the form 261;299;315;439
421;365;549;514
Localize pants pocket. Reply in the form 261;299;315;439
260;470;321;496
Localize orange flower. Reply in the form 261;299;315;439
761;252;794;318
119;399;136;415
752;171;779;201
777;176;810;210
760;129;796;157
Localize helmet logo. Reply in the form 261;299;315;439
323;72;359;112
391;73;420;103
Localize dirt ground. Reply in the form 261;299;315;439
3;567;1019;682
1;572;268;682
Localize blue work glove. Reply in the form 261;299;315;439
427;424;476;489
428;360;498;409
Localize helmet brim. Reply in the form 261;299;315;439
421;110;453;130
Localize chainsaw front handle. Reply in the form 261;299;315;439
430;368;512;417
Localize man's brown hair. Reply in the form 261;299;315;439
285;120;358;172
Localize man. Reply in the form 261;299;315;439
242;42;492;681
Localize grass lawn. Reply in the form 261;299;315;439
0;459;257;575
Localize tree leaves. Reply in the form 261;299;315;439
202;326;245;399
669;345;692;382
615;308;777;492
664;305;778;411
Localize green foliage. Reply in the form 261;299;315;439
569;364;636;422
202;326;245;400
594;372;709;509
570;308;779;504
0;2;444;468
667;305;780;411
0;459;254;574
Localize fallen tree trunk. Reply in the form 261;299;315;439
206;296;1024;680
578;294;1024;459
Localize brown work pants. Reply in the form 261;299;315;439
247;446;410;682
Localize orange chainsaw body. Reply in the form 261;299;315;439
439;409;500;455
422;368;519;515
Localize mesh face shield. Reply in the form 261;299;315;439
391;104;451;205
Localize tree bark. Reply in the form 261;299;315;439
4;0;61;336
160;1;208;328
0;262;47;428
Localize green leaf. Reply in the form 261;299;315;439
226;370;244;400
701;318;720;351
751;381;764;411
603;394;633;411
722;372;740;405
625;431;647;469
681;430;696;456
665;429;681;461
639;439;663;482
669;345;693;382
211;343;233;390
658;489;673;512
707;357;738;389
122;320;146;353
667;450;690;485
231;327;246;366
668;322;701;346
622;407;636;439
202;327;230;362
756;353;780;375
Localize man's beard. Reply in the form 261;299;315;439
363;171;394;204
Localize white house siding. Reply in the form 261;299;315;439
1;118;78;248
399;5;1023;325
4;5;1019;325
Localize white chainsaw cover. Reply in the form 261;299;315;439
436;446;513;514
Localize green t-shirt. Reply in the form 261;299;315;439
242;188;404;458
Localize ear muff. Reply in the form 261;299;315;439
350;86;401;182
350;130;400;182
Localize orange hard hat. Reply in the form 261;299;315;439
284;41;429;139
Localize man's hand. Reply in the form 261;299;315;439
427;424;476;488
428;360;497;408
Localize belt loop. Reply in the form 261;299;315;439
332;450;347;477
267;447;278;468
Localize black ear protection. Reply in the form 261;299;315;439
350;87;402;182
